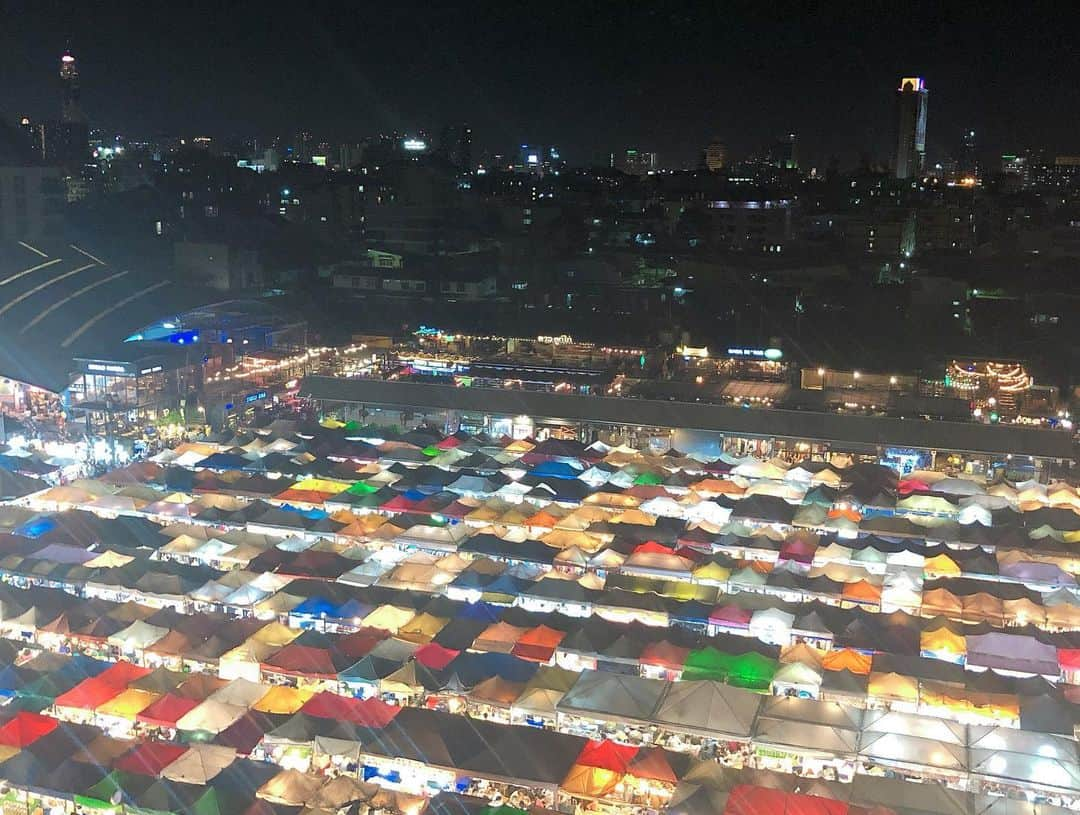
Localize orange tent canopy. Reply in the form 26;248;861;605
821;648;872;675
842;580;882;604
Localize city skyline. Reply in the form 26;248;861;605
2;1;1080;169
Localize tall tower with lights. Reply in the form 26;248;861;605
60;50;84;124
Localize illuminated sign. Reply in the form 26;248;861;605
402;139;427;152
405;358;467;374
677;345;709;359
86;363;128;374
727;347;783;360
139;365;163;375
536;334;573;345
244;390;268;404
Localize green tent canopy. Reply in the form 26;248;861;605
76;770;145;811
681;646;735;682
726;651;778;690
346;481;379;495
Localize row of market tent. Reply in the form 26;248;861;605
3;506;1080;688
0;566;1076;744
0;421;1077;811
1;632;1078;813
2;532;1080;707
26;425;1080;539
4;674;1072;815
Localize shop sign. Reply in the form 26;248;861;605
727;347;783;360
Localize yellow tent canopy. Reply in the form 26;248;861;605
920;628;966;656
867;671;919;703
290;477;354;494
923;553;961;577
396;613;449;644
250;622;302;648
252;685;314;715
692;561;732;583
919;682;1019;721
84;549;136;568
96;689;161;721
560;764;622;799
362;605;416;633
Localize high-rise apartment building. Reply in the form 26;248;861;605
440;124;473;171
894;77;928;179
614;149;657;175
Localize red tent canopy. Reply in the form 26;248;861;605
1058;648;1080;671
576;739;639;773
214;711;272;756
136;694;200;728
300;692;400;728
301;691;365;720
673;546;707;563
709;604;753;627
96;661;153;687
0;712;58;747
725;785;849;815
439;501;476;519
381;495;419;512
54;677;125;711
638;640;690;671
263;644;338;677
114;742;189;776
511;625;567;663
414;642;460;670
779;539;818;563
898;479;931;495
335;628;391;661
632;540;674;555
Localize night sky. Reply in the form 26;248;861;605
2;0;1078;168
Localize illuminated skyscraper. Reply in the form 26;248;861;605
894;76;928;179
958;129;978;180
768;133;798;169
703;140;727;172
60;50;84;124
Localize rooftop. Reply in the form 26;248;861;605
301;375;1075;460
0;240;229;391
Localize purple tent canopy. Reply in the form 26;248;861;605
966;632;1060;676
999;560;1076;587
30;544;97;564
